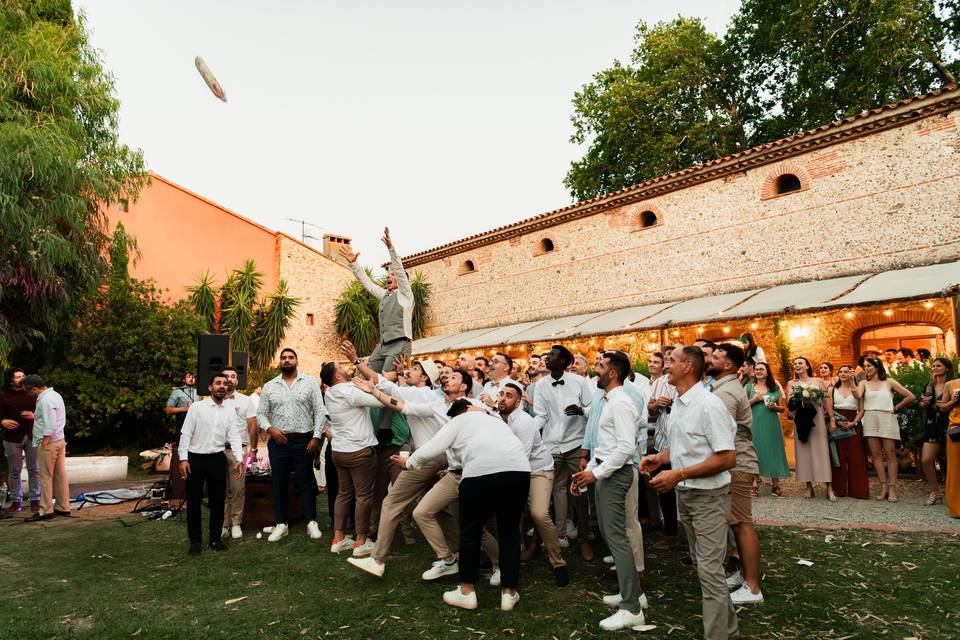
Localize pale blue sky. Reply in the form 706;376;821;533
76;1;739;265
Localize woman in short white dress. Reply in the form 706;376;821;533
854;357;916;503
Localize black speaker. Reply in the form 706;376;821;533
231;351;248;391
197;334;230;392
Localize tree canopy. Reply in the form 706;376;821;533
0;1;147;363
566;1;959;199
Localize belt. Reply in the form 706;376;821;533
448;469;463;476
282;431;313;439
383;336;412;345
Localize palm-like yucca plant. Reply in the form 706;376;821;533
334;269;432;356
186;262;299;370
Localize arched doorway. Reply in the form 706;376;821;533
856;323;945;356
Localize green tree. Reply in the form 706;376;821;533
0;1;147;364
727;0;960;142
186;260;300;372
334;271;432;357
42;224;204;447
564;18;749;199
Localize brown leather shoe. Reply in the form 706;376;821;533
580;542;595;561
637;570;648;588
652;535;678;550
520;542;541;562
30;500;40;513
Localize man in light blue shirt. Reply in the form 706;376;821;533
22;375;70;521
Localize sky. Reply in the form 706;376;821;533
76;0;739;267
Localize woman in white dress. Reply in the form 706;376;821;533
787;357;836;501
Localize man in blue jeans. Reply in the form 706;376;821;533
1;368;40;513
256;348;326;542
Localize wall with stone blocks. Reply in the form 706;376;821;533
409;109;960;336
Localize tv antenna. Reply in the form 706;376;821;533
287;218;325;244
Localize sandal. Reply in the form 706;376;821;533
827;489;838;503
804;487;814;500
887;488;898;503
750;484;760;498
925;492;943;506
771;485;784;498
875;483;889;502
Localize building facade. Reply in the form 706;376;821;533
402;87;960;377
104;174;353;375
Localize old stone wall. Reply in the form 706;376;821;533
410;109;960;336
276;234;354;376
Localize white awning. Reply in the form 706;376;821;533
455;320;549;349
824;260;960;307
641;289;766;326
722;275;867;317
562;302;677;337
503;312;609;344
412;326;501;354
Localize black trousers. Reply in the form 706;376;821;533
458;471;529;589
186;451;227;545
652;459;678;536
268;433;317;524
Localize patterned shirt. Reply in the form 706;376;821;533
256;373;326;438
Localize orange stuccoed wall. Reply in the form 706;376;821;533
104;173;280;301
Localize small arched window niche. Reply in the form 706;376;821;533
535;237;556;256
458;259;476;275
761;166;810;201
631;207;662;232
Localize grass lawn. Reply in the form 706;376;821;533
1;505;958;640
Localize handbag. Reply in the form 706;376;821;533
830;412;857;440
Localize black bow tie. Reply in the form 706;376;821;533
552;379;565;387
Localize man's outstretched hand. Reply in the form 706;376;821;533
338;245;359;263
381;227;393;249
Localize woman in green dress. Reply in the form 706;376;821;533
746;362;791;496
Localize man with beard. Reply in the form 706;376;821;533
220;366;259;540
256;348;326;542
533;344;594;559
178;373;244;555
572;351;647;631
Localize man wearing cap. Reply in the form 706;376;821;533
533;344;595;559
341;341;449;576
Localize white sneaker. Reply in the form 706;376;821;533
730;584;764;604
726;570;745;590
442;587;477;610
347;556;385;578
602;555;615;565
500;591;520;611
330;536;355;553
599;608;645;631
221;527;228;538
602;593;649;609
267;523;288;542
307;521;323;540
230;525;243;540
353;539;375;558
558;536;570;549
422;557;459;581
489;568;501;586
566;519;578;541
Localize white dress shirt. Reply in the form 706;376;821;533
324;383;381;453
481;377;516;405
533;372;595;455
178;398;243;460
402;394;488;469
587;386;640;480
223;392;256;445
376;376;447;449
407;411;530;478
505;408;553;473
666;383;736;490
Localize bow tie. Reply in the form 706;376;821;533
551;379;565;387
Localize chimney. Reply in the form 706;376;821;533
323;234;352;265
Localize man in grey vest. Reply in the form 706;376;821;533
340;227;413;374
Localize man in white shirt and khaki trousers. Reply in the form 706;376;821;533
642;346;739;640
178;373;244;555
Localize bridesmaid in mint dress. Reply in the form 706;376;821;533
746;363;790;496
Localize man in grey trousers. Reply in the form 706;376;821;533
572;351;647;632
339;227;413;375
642;346;738;640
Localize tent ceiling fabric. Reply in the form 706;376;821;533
723;275;868;317
824;260;960;307
411;260;960;355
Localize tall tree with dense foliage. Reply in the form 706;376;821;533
0;1;147;364
186;260;300;371
566;1;959;199
42;224;205;446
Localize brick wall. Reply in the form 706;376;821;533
275;235;354;376
409;109;960;336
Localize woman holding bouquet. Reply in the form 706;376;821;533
787;357;836;501
853;358;916;503
746;363;789;496
831;366;869;499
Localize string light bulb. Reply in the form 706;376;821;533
749;322;758;330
